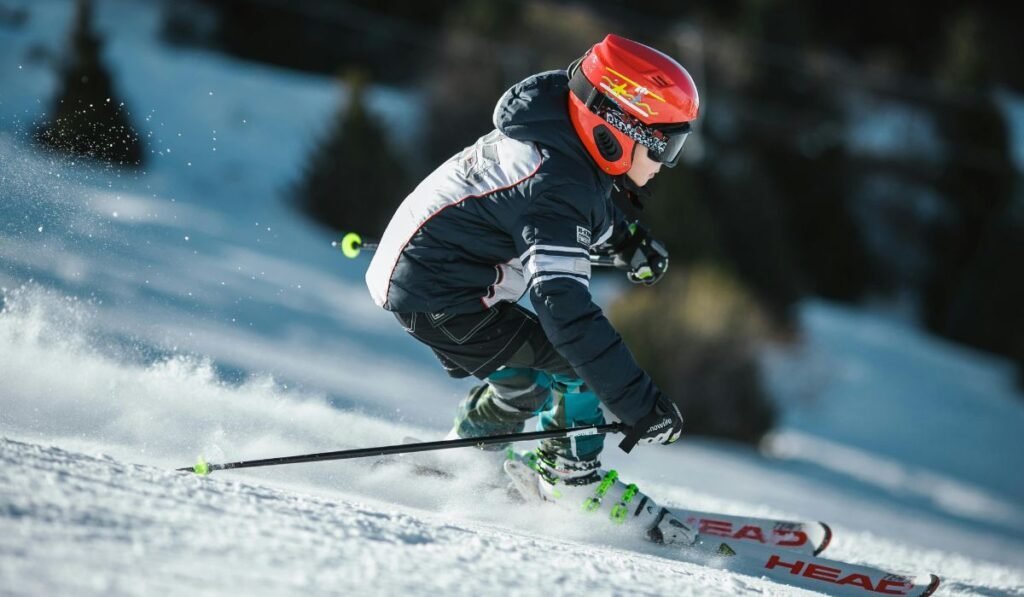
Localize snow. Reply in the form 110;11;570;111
2;1;1024;595
2;439;790;597
765;303;1024;504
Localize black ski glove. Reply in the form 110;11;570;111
618;394;684;453
613;223;669;286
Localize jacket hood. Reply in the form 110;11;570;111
493;70;607;186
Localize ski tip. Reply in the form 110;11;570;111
919;574;941;597
814;521;833;555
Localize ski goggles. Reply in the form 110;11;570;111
595;102;691;167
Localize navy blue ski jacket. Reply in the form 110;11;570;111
366;70;660;424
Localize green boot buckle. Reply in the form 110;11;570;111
610;484;639;524
582;470;618;512
581;471;639;524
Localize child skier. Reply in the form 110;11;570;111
366;34;699;543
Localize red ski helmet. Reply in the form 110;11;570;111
568;34;700;176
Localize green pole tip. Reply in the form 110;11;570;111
193;457;210;476
340;232;362;259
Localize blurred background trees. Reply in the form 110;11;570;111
34;0;144;167
37;0;1024;439
290;70;411;235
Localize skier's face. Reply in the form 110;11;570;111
626;144;663;187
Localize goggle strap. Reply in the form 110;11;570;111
568;61;601;107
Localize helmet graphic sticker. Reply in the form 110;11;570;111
598;68;665;119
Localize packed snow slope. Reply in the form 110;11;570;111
2;1;1024;595
3;439;823;597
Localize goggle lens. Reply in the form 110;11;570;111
647;124;690;167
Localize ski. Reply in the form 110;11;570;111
701;538;941;597
671;508;830;556
504;458;939;596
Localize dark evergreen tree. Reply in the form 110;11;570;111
35;0;144;167
419;0;528;169
923;91;1015;336
291;71;411;236
944;203;1024;391
923;11;1022;385
420;0;606;169
710;161;806;324
723;0;871;305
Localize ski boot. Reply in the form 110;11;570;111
506;449;698;547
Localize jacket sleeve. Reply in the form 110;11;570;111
515;189;659;425
591;202;633;254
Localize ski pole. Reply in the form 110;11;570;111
179;422;626;475
334;232;621;268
